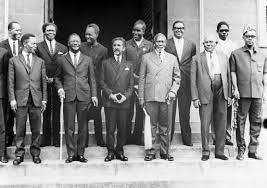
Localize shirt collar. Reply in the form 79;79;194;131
45;38;56;45
242;45;258;53
173;36;184;43
114;54;122;62
69;50;80;56
134;37;144;46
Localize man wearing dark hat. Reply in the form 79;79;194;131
230;25;267;160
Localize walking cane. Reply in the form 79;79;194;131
59;97;64;161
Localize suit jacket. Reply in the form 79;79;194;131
0;39;23;60
165;38;196;85
36;41;68;78
191;51;231;104
125;38;153;84
55;52;97;102
8;54;47;107
0;47;9;99
138;51;181;102
100;56;134;109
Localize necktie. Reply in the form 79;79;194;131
209;52;215;78
49;41;54;54
116;56;120;64
13;41;16;56
73;53;78;68
26;53;31;70
158;51;162;62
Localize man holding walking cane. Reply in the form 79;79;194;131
138;33;180;161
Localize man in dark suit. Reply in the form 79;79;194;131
100;37;134;162
8;33;47;165
191;34;231;161
139;33;180;161
55;33;97;163
36;22;68;147
80;23;108;147
165;20;196;146
0;47;9;163
0;21;23;147
125;20;153;145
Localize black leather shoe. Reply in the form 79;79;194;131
160;154;174;161
225;140;234;146
0;156;8;163
77;155;88;163
215;154;228;160
201;155;209;161
248;152;263;160
236;152;244;160
65;156;74;163
183;141;193;146
33;156;41;164
53;143;60;147
104;153;115;162
13;157;23;166
144;154;156;161
116;154;128;161
96;140;106;147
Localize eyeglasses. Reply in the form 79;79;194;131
219;29;229;32
173;27;185;30
244;35;256;39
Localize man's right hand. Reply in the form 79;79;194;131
193;99;201;108
109;93;119;103
10;100;17;112
58;88;65;99
233;88;240;99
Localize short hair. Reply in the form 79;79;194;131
68;33;81;42
8;21;19;30
216;21;229;31
153;33;166;43
172;20;185;29
111;37;126;47
42;22;58;33
86;23;100;35
21;33;35;46
133;19;146;32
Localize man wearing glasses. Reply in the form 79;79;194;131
213;21;238;146
230;25;267;160
165;20;196;146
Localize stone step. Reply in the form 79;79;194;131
6;145;236;160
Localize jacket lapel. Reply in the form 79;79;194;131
169;38;179;62
18;54;30;74
114;58;126;83
30;55;37;74
65;53;75;68
180;39;189;63
77;53;84;66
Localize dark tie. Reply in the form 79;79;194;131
116;56;120;64
49;41;54;54
26;53;31;70
158;51;162;62
13;41;16;56
73;53;78;68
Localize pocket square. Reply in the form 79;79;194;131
58;52;64;55
125;67;130;71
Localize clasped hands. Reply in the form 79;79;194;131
109;93;126;104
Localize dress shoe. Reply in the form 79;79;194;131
77;155;88;163
144;154;156;161
183;141;193;147
104;153;115;162
96;140;106;147
236;152;244;160
0;156;8;163
33;156;41;164
248;152;263;160
53;142;60;147
13;157;23;166
201;155;209;161
215;154;228;160
116;153;128;161
65;156;75;163
225;139;234;146
160;154;174;161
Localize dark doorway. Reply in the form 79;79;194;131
53;0;157;54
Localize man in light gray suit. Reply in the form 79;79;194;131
139;33;180;161
191;34;231;161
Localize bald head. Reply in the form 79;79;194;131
203;33;217;52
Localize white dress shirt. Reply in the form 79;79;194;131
8;37;19;56
216;38;238;58
155;49;165;62
69;51;80;65
205;50;221;75
173;37;184;61
134;37;143;47
114;54;122;63
45;38;56;53
22;51;32;67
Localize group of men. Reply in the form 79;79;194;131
0;19;266;165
